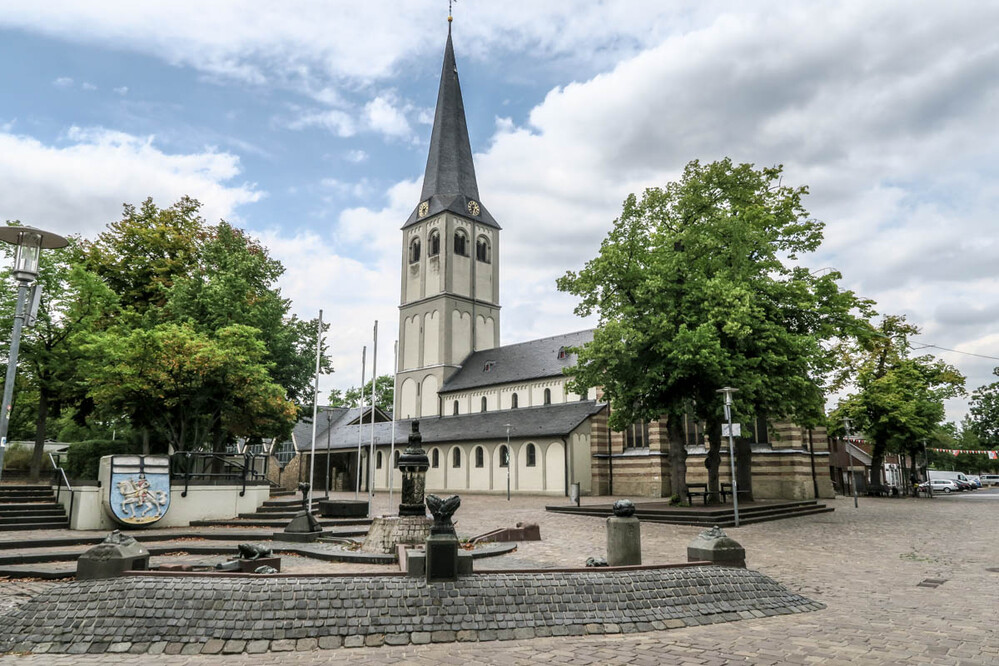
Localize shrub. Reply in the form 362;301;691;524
1;442;54;473
65;439;141;481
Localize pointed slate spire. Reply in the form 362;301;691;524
404;27;498;229
422;29;478;202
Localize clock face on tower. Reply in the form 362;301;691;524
418;201;429;218
466;199;480;216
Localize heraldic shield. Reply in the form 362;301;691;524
105;455;171;526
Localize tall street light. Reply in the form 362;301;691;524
843;417;859;508
0;226;68;481
716;387;740;528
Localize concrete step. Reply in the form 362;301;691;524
190;517;372;528
0;508;67;519
0;520;70;531
0;512;68;526
0;492;56;502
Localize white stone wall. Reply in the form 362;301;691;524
368;435;587;496
442;377;596;416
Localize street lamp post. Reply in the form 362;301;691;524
716;387;740;528
0;226;68;482
505;424;511;501
843;417;859;508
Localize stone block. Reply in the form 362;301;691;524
77;530;150;580
606;515;641;566
405;549;426;577
296;638;318;651
343;635;365;648
317;499;368;518
245;640;269;654
686;526;746;568
426;534;459;582
411;632;431;645
318;636;342;649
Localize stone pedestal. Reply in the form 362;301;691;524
425;533;459;582
317;499;367;518
687;526;746;568
77;530;150;580
606;516;641;566
361;515;433;554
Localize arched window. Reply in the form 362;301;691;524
481;396;488;412
376;451;383;469
476;236;491;263
499;445;509;468
511;393;519;409
432;448;440;468
394;450;400;468
453;400;459;415
428;229;440;257
525;443;537;467
543;388;552;405
452;447;462;468
454;229;468;256
409;238;421;264
475;446;484;468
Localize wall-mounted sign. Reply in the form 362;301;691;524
105;455;171;526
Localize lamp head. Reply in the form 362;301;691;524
716;386;738;406
0;225;69;282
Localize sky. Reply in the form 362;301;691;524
0;1;996;424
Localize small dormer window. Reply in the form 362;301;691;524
483;361;495;372
557;346;568;360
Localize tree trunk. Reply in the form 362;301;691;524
142;427;150;456
667;411;687;501
29;388;50;480
705;415;722;503
870;437;886;492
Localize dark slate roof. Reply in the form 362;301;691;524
440;329;594;393
315;401;606;451
403;29;499;230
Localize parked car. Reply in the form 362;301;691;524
980;474;999;487
966;475;982;488
919;479;961;493
954;478;975;491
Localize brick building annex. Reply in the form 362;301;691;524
276;24;835;502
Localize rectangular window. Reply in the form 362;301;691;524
684;413;703;447
753;414;769;444
623;421;648;449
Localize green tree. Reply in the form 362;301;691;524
83;323;297;452
557;159;867;500
967;367;999;448
831;315;965;488
0;231;117;478
166;221;329;405
329;374;395;414
82;196;204;319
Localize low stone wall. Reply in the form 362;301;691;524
0;566;822;655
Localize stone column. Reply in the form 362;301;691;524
606;499;641;566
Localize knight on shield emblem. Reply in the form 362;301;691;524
107;455;171;526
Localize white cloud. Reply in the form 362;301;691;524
0;126;261;238
287;109;356;137
81;81;97;91
363;95;412;140
52;76;73;88
344;149;368;163
113;86;128;95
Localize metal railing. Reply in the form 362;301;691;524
48;452;75;525
170;451;271;498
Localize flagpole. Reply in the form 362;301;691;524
307;310;323;512
354;346;366;500
388;339;398;508
368;321;378;516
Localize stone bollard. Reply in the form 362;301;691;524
687;525;746;568
77;530;150;580
606;499;641;566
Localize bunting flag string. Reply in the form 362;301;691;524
929;448;998;459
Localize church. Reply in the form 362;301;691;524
280;23;835;502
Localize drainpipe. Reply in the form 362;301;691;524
561;435;570;497
808;429;818;498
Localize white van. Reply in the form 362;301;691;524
980;474;999;487
928;470;970;484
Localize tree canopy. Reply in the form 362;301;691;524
329;374;395;414
557;159;869;497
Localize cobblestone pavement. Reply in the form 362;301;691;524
2;490;998;664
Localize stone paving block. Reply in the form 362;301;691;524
385;633;410;646
431;630;457;643
364;634;385;647
246;640;271;654
411;632;431;645
223;639;246;653
270;639;295;652
318;636;342;649
200;639;225;654
343;635;365;648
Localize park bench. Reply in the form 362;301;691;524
685;483;711;505
721;483;752;503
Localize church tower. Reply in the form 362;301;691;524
396;24;501;420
